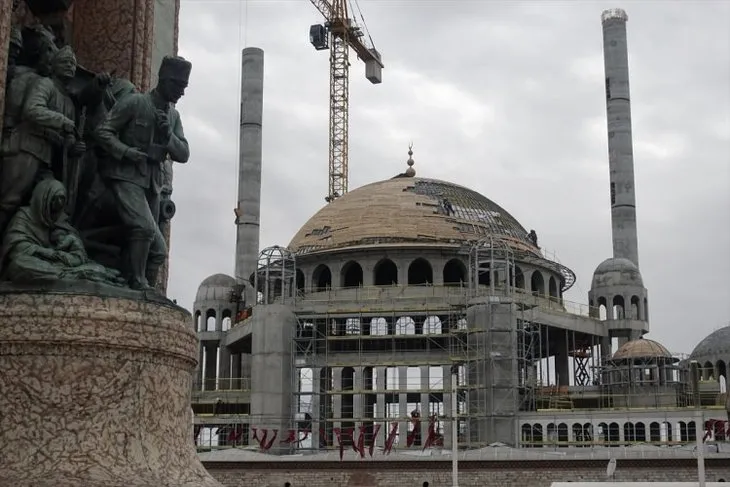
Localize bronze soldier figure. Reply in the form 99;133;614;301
96;55;191;291
0;41;80;234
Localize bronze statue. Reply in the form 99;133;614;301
0;178;123;285
0;45;82;235
0;24;191;295
95;55;191;290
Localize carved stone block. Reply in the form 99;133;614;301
0;286;222;487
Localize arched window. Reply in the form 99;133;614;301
548;276;558;298
530;271;544;295
312;264;332;291
341;261;363;288
374;259;398;286
295;269;305;293
407;258;433;285
443;259;466;286
612;295;625;320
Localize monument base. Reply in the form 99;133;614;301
0;285;221;487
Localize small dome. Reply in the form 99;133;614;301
195;273;236;303
591;257;643;289
690;325;730;361
613;338;671;360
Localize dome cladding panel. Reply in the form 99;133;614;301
691;325;730;360
289;177;538;254
591;257;644;288
612;338;672;360
195;273;236;303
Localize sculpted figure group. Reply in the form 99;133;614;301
0;24;191;292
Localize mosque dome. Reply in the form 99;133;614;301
690;325;730;361
612;338;672;360
195;273;236;303
591;257;644;289
288;176;540;256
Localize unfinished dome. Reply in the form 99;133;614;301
195;273;236;303
690;325;730;361
591;257;644;289
612;338;671;360
289;177;540;256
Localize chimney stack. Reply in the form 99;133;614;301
235;47;264;299
601;8;640;268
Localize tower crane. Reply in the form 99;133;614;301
308;0;383;203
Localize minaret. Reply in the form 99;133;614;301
601;8;640;268
589;9;649;352
235;47;264;300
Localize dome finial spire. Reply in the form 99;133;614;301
405;142;416;177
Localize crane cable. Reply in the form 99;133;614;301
352;0;376;49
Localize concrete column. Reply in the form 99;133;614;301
555;334;570;387
194;341;204;389
231;353;242;389
333;367;342;431
235;47;264;303
442;365;452;449
203;343;217;391
311;367;321;449
218;346;231;390
420;365;430;445
398;366;408;446
354;366;363;420
375;367;385;448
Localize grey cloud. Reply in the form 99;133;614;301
169;0;730;354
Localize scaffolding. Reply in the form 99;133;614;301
255;245;297;305
291;283;470;452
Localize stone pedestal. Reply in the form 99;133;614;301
0;286;221;487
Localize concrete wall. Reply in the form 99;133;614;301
249;304;297;452
204;459;730;487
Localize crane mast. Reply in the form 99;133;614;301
309;0;383;203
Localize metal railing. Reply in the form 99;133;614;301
193;377;251;392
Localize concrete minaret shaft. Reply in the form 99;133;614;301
601;8;640;268
235;47;264;295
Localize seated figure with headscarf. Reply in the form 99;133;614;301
0;178;125;285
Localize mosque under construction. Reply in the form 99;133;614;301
190;8;730;457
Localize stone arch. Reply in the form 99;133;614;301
395;316;415;335
221;309;232;331
649;422;661;443
423;316;442;335
194;310;202;331
515;266;525;289
341;261;364;288
408;258;433;285
548;276;558;299
443;258;466;286
205;308;216;331
717;360;727;381
312;264;332;291
630;295;641;320
370;317;387;336
374;258;398;286
532;424;543;445
530;271;545;295
522;424;532;445
598;296;608;320
295;269;305;293
612;295;625;319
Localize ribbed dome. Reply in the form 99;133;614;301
289;177;539;256
613;338;671;360
591;257;644;288
195;273;236;303
690;325;730;360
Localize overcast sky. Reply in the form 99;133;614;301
170;0;730;356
